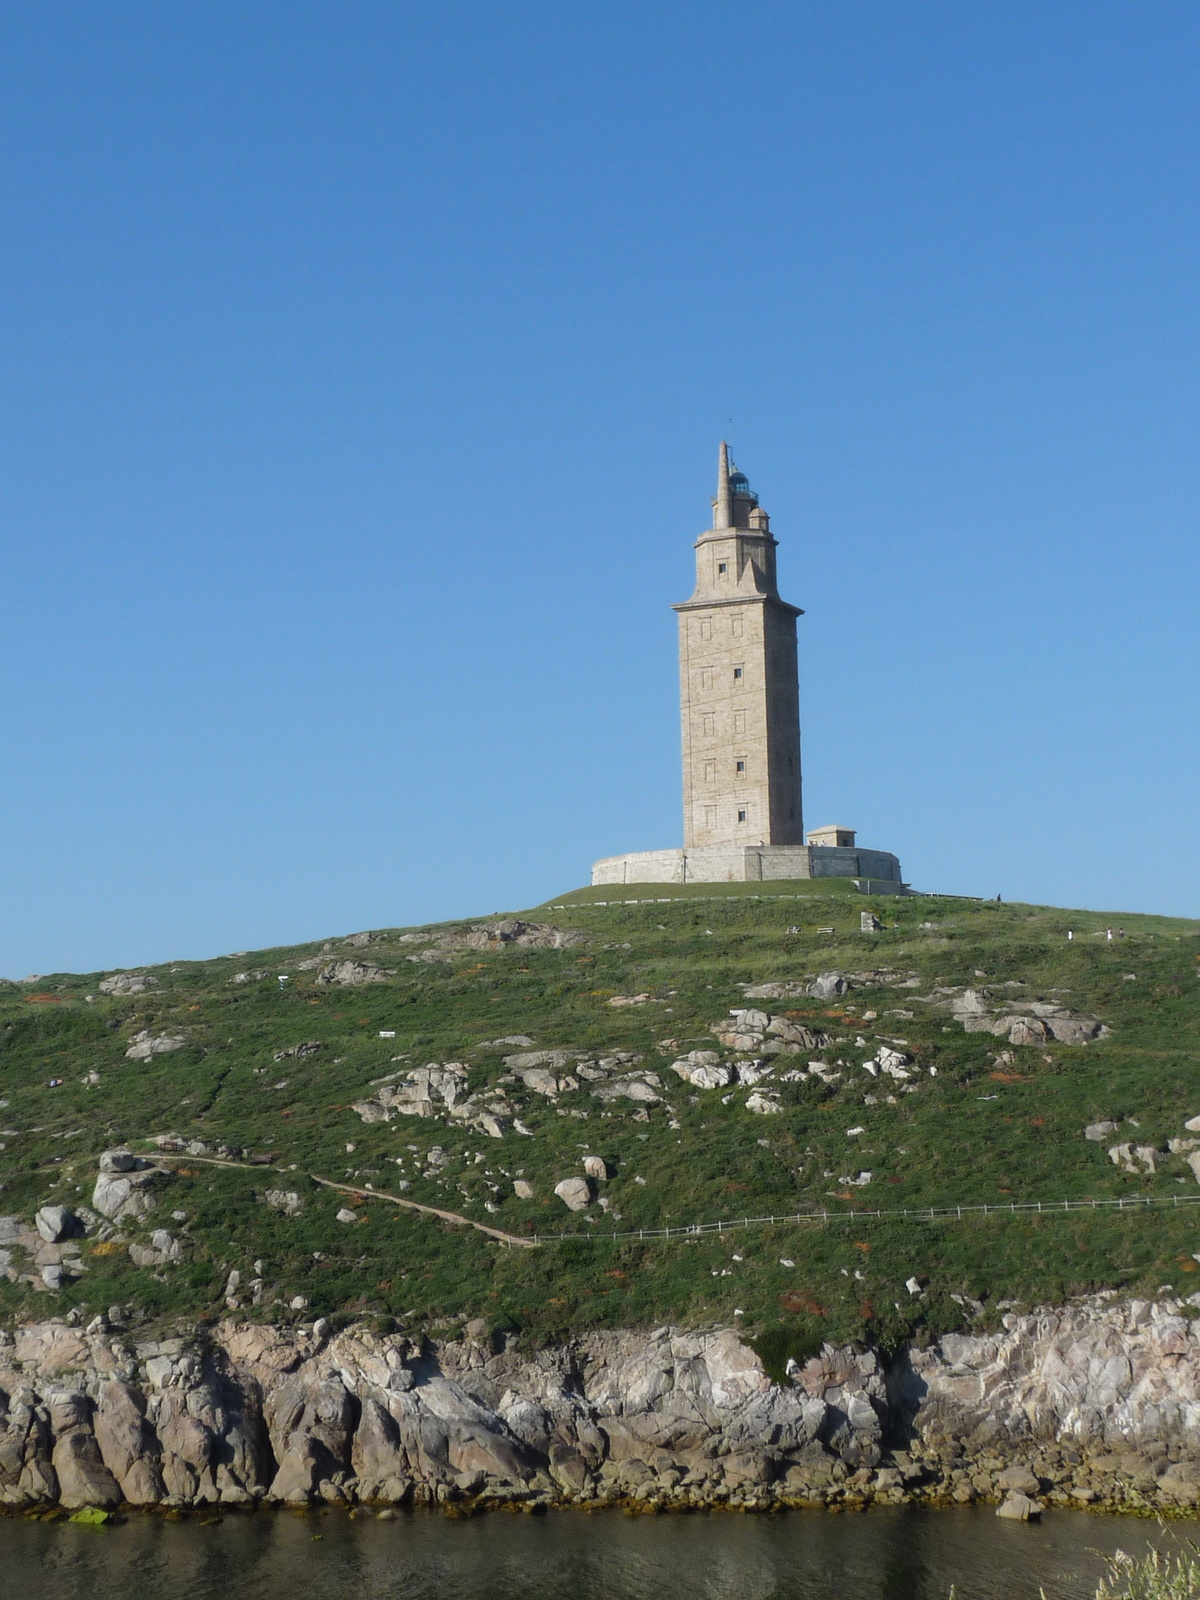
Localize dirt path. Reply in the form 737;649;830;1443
148;1150;538;1249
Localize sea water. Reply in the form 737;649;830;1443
15;1504;1169;1600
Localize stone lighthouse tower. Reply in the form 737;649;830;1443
673;442;804;848
589;445;904;887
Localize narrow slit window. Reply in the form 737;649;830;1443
737;808;748;823
735;759;746;774
733;666;743;681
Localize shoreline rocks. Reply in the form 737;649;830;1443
0;1298;1199;1517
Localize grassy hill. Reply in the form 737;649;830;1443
3;879;1200;1360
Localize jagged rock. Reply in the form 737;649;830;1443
125;1029;187;1061
274;1042;323;1062
0;1298;1193;1513
98;973;156;996
583;1156;609;1180
996;1464;1040;1494
93;1152;162;1222
35;1206;82;1244
1001;1016;1050;1047
336;1209;359;1224
1043;1014;1106;1044
745;1091;782;1115
314;961;392;986
715;1030;763;1052
867;1045;910;1080
808;973;849;999
443;921;585;952
553;1177;591;1212
1157;1461;1200;1503
129;1229;181;1268
590;1074;661;1105
670;1052;734;1090
765;1017;827;1048
513;1180;534;1199
996;1492;1040;1520
92;1380;165;1503
1108;1143;1161;1174
947;988;1106;1045
354;1063;470;1123
99;1150;141;1174
952;988;991;1020
50;1395;122;1508
264;1190;304;1216
1085;1121;1119;1141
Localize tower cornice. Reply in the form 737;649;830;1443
672;595;803;618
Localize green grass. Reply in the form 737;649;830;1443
2;884;1200;1350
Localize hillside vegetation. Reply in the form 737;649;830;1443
2;880;1199;1357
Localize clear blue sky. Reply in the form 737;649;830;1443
3;2;1199;977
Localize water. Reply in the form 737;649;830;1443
12;1506;1172;1600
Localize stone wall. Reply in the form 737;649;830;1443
590;844;903;887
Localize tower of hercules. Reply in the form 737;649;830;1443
674;443;803;849
588;442;903;888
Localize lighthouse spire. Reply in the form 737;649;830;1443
714;440;732;529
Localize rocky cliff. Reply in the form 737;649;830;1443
2;1296;1200;1515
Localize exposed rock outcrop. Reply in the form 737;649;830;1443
1;1298;1199;1514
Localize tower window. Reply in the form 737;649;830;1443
735;760;745;774
703;805;717;828
703;760;716;783
699;618;712;641
737;809;748;823
702;712;715;735
717;562;728;574
733;710;746;734
733;666;743;681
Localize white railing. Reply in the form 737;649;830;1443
530;1191;1200;1245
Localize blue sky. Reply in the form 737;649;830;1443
3;2;1199;975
